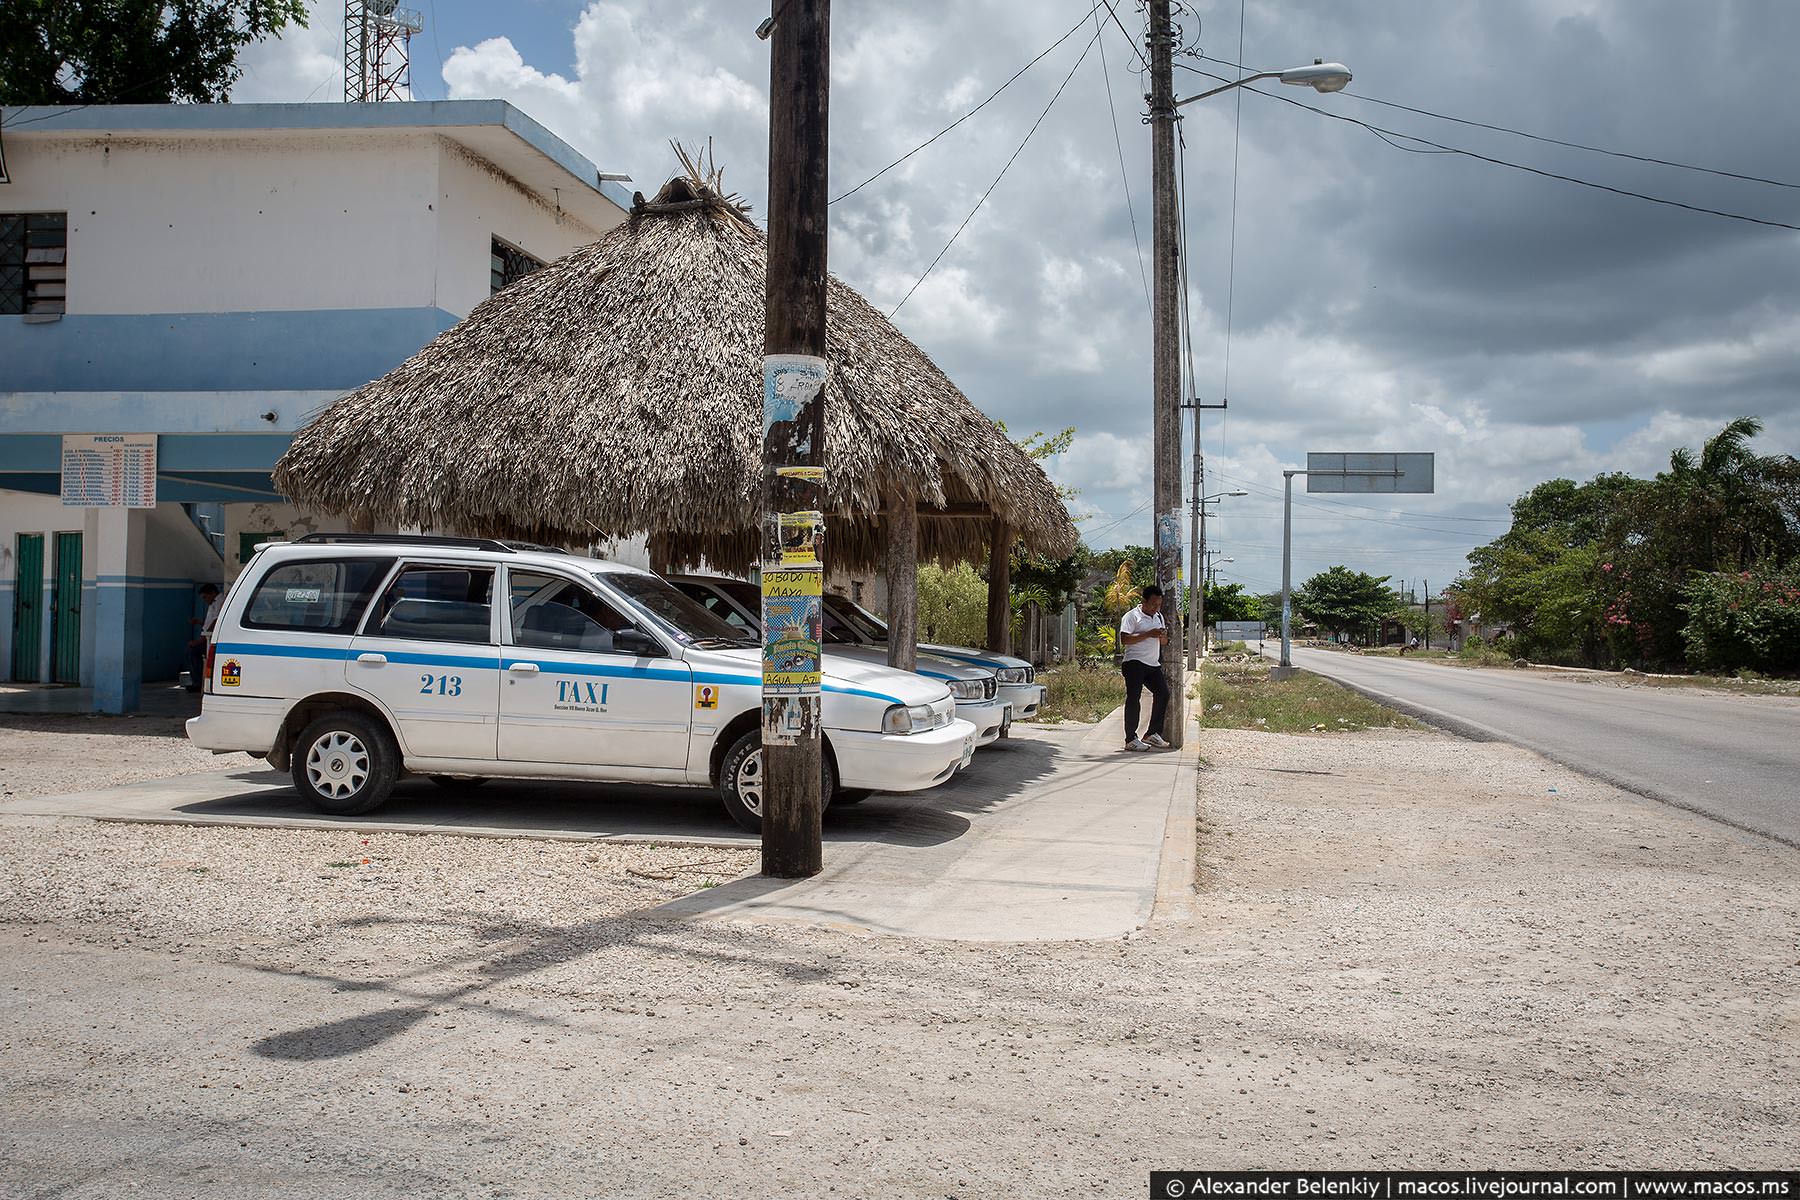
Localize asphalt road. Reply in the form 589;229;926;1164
1267;645;1800;846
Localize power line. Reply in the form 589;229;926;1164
1183;66;1800;233
1094;5;1151;315
1187;55;1800;191
888;17;1102;318
831;0;1108;206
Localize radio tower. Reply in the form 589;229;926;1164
344;0;424;102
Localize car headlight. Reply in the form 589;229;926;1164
947;679;985;701
995;667;1030;684
882;703;934;734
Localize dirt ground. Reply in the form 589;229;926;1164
2;718;1797;1196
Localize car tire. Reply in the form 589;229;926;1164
718;729;836;834
833;788;875;805
429;774;490;790
291;712;399;816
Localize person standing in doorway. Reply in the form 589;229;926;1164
1119;585;1170;751
186;582;221;693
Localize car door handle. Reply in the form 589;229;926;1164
355;653;387;665
507;662;540;675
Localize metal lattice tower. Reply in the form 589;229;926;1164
344;0;424;102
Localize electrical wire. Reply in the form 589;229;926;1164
888;18;1102;318
1182;66;1800;233
1187;55;1800;191
830;0;1109;206
1094;5;1152;315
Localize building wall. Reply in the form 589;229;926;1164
0;492;219;684
432;139;608;319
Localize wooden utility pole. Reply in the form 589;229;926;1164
760;0;830;878
1147;0;1187;745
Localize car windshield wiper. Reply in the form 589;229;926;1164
692;636;759;649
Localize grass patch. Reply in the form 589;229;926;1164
1035;661;1126;724
1195;658;1420;733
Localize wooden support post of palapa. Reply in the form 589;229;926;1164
885;494;918;673
986;517;1011;654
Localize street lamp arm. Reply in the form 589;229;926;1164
1175;71;1279;107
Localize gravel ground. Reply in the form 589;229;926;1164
2;722;1797;1196
0;714;219;802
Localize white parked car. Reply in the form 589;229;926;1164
667;574;1014;747
819;593;1048;720
186;536;975;832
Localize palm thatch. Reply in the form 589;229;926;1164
273;164;1076;573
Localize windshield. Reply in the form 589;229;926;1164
826;595;890;642
601;572;756;647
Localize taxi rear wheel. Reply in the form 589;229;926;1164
291;712;399;816
718;729;835;834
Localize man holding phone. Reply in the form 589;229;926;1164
1118;585;1171;751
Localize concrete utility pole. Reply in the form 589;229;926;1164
760;0;829;878
1147;0;1187;745
1189;429;1203;671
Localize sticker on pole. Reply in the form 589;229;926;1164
761;567;822;695
763;354;827;460
776;510;825;565
775;465;825;484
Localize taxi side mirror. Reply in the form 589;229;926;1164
614;628;663;658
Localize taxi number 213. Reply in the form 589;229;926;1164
419;673;464;697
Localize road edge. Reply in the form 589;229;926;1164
1297;660;1800;852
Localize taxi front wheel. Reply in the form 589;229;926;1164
718;729;835;834
291;712;399;816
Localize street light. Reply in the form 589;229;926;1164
1176;60;1353;107
1189;489;1251;669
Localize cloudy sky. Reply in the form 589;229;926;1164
235;0;1800;600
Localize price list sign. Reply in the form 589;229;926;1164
61;435;157;508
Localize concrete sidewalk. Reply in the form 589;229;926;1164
662;711;1199;941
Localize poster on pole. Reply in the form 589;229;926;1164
761;567;822;696
61;434;156;507
1305;452;1435;494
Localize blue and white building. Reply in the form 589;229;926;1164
0;101;633;711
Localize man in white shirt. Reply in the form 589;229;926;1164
1118;586;1171;751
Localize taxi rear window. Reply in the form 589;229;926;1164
242;558;394;633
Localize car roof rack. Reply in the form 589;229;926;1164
291;533;568;555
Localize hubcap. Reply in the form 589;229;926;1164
735;747;764;816
306;730;370;799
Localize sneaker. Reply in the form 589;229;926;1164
1124;738;1151;752
1145;733;1171;749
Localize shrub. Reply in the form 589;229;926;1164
1681;565;1800;674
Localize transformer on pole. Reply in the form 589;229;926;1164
345;0;424;103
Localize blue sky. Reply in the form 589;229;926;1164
234;1;1800;601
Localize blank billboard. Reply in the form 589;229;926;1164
1305;452;1435;493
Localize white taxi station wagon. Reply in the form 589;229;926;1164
187;536;976;831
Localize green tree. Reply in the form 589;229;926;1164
916;563;988;648
1397;605;1447;646
1294;566;1396;642
1;0;307;106
1201;581;1264;623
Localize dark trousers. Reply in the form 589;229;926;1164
1121;659;1169;741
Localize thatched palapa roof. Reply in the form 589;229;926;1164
273;169;1076;572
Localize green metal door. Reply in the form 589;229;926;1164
51;531;81;684
10;533;43;682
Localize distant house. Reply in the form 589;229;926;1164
0;101;633;709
